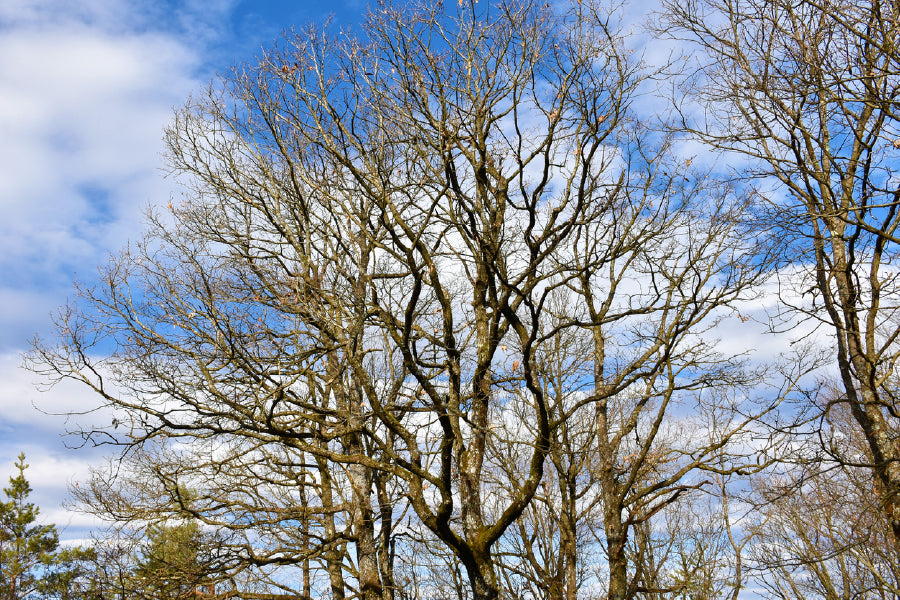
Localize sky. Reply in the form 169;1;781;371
0;0;808;549
0;0;366;542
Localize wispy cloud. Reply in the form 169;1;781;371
0;3;208;354
0;0;227;537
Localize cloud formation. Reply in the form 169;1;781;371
0;3;203;350
0;0;217;540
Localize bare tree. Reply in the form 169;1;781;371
70;443;354;599
662;0;900;546
29;1;781;599
624;464;752;600
748;390;900;600
489;315;784;600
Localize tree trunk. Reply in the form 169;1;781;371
562;513;578;600
605;512;629;600
327;348;383;600
824;233;900;548
348;461;382;600
374;471;396;600
315;451;346;600
466;550;502;600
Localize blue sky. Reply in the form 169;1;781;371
0;0;807;548
0;0;366;542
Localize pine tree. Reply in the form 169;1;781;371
0;454;59;600
133;521;208;600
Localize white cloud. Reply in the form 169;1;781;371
0;445;109;543
0;349;125;543
0;0;218;544
0;0;135;30
0;9;202;353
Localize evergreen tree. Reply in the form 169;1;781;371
133;521;209;600
0;454;59;600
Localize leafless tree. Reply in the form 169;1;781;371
662;0;900;547
29;1;783;599
69;443;360;599
748;390;900;600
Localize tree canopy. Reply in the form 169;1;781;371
25;0;900;599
